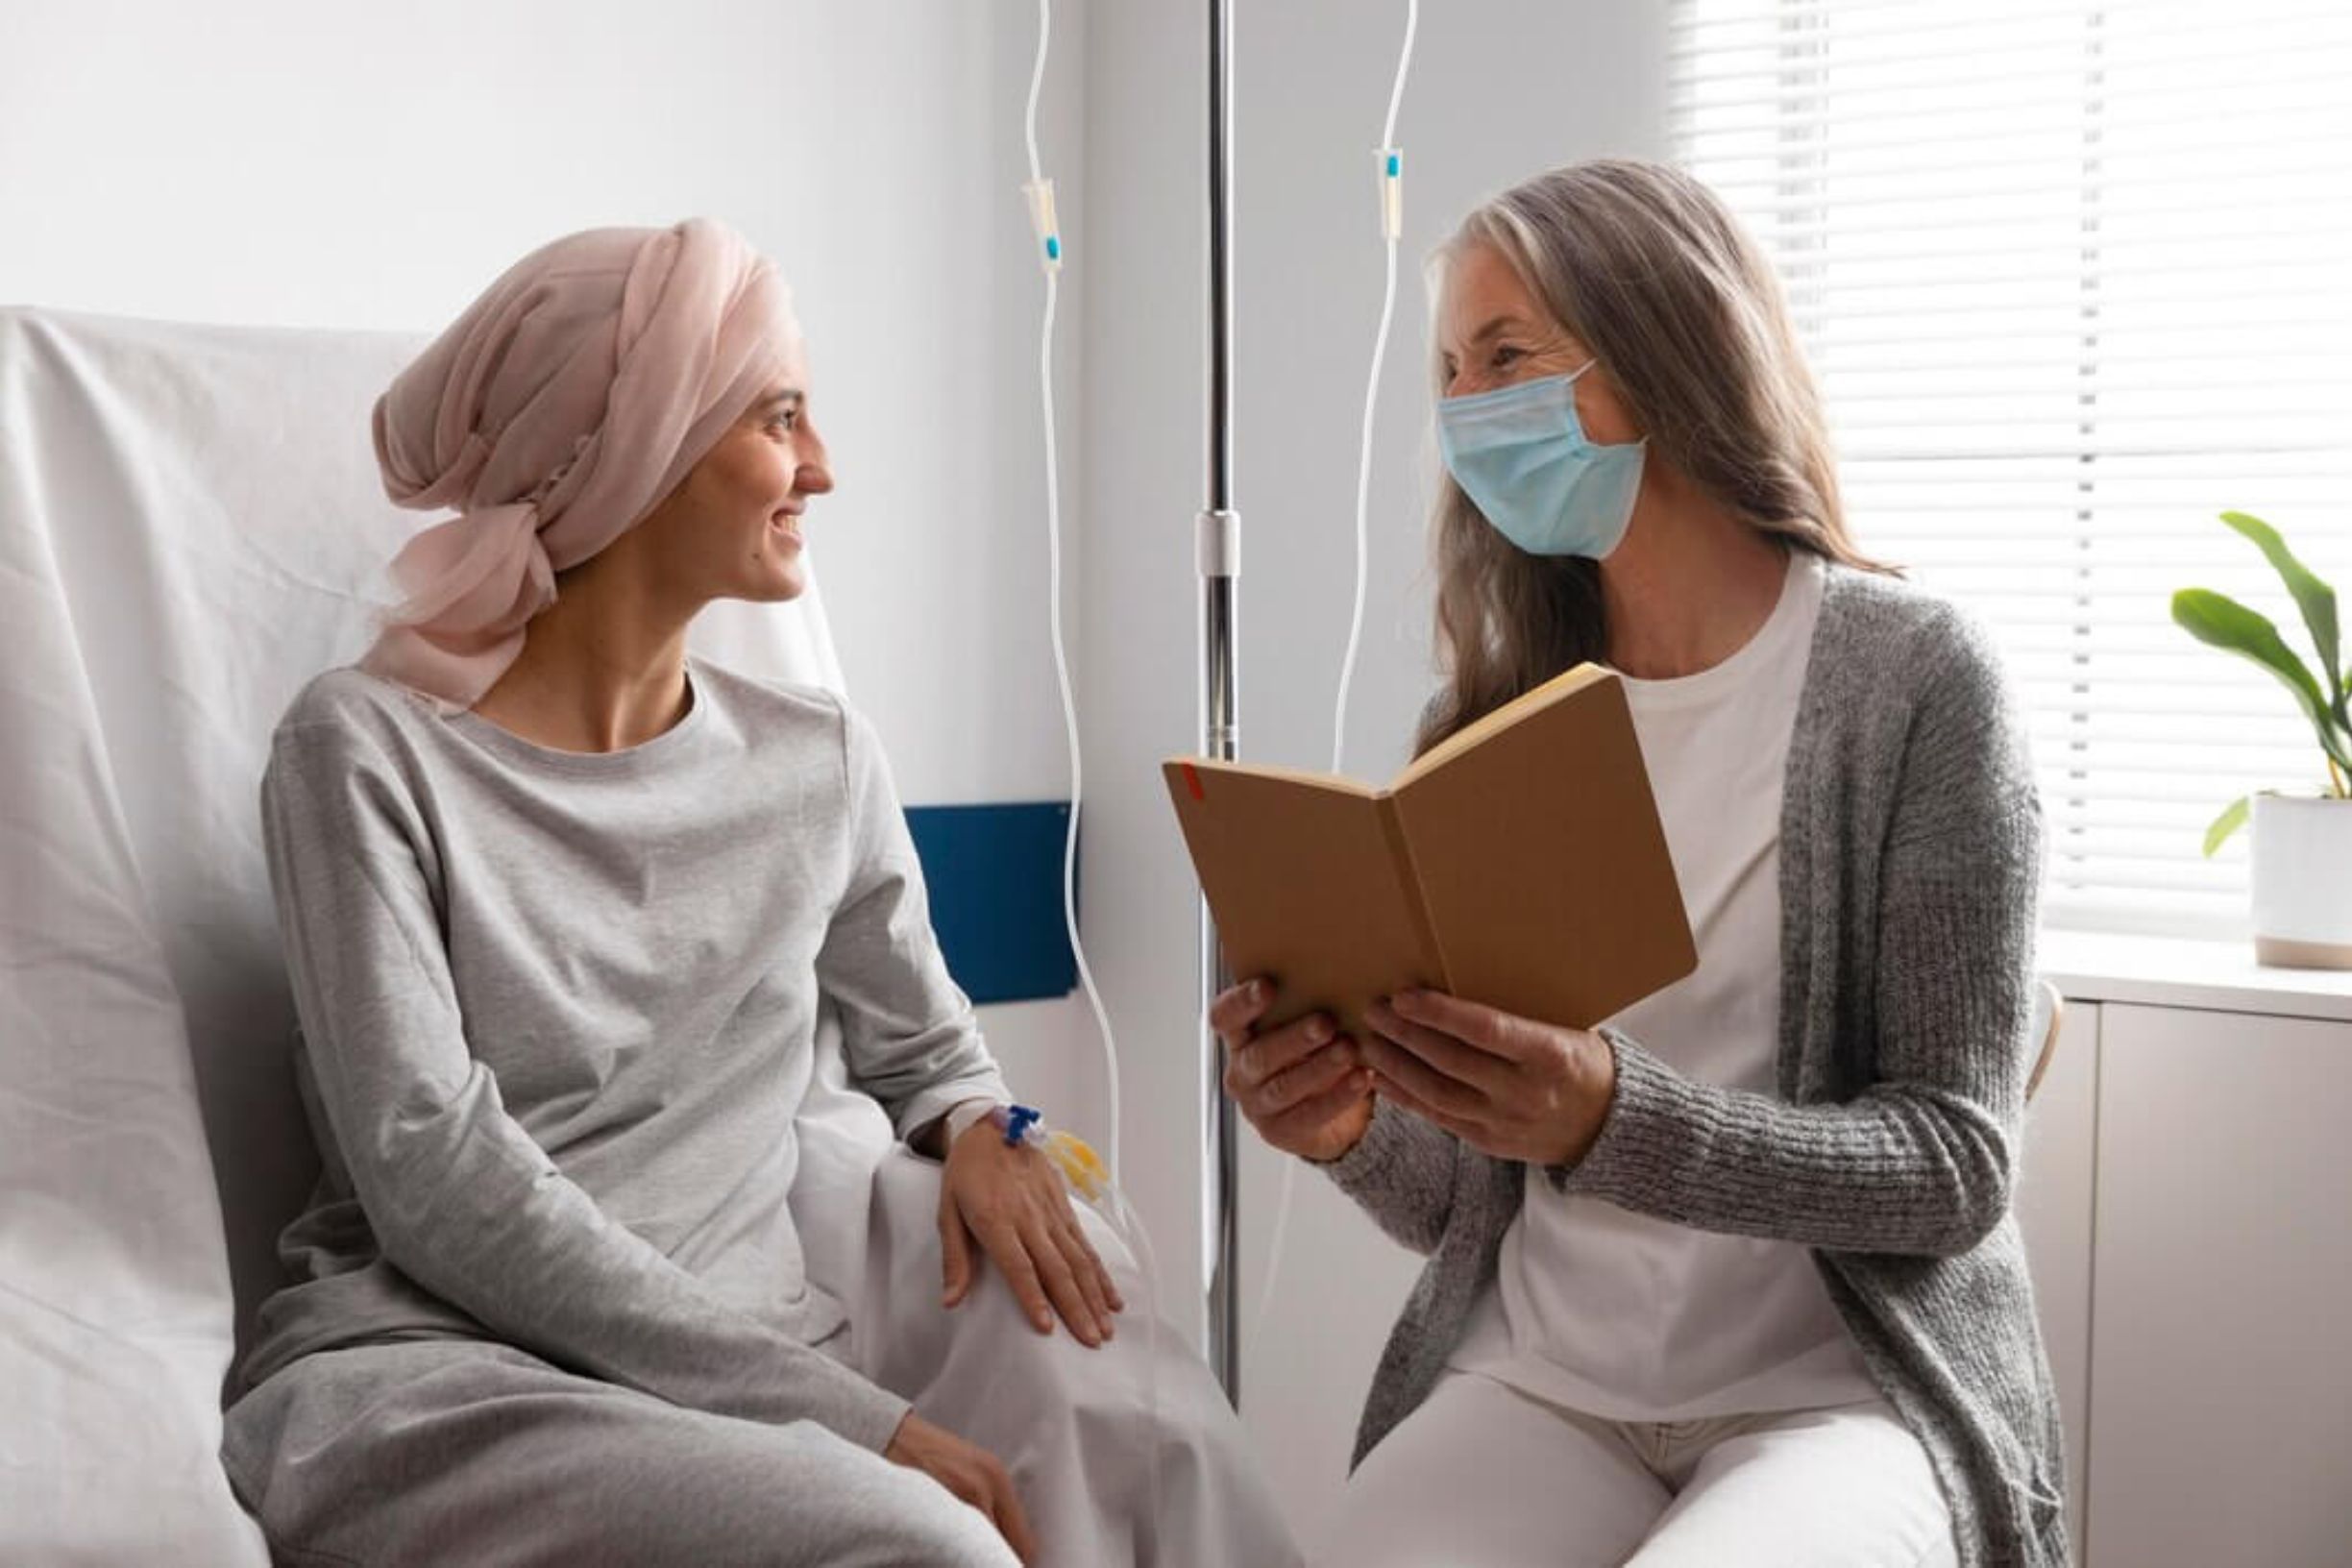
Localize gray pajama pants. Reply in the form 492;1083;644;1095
221;1152;1298;1568
221;1335;1011;1568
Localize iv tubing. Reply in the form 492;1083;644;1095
1023;0;1121;1190
1022;0;1170;1532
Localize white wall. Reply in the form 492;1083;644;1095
0;0;1101;1102
1075;0;1671;1543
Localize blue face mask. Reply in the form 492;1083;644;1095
1435;359;1646;559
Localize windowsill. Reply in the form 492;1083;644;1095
2039;927;2352;1023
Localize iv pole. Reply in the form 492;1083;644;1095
1198;0;1242;1406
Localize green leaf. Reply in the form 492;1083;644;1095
2221;511;2341;720
2202;795;2251;857
2172;588;2352;772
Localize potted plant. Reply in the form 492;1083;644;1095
2172;511;2352;968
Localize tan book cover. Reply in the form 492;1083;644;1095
1163;664;1695;1044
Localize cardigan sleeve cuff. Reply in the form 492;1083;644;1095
1315;1097;1425;1198
1546;1026;1693;1197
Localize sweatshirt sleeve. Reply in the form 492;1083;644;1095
1554;606;2045;1259
814;700;1011;1142
260;717;911;1453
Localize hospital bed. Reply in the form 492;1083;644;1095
0;306;915;1563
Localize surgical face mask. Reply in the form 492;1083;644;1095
1435;359;1647;559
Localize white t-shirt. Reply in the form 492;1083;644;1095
1449;548;1879;1422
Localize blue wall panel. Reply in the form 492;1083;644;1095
903;802;1077;1005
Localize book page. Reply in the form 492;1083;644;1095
1394;662;1614;790
1388;672;1695;1030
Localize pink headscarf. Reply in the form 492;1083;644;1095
361;217;797;710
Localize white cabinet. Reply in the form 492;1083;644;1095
2082;1002;2352;1568
2014;997;2099;1550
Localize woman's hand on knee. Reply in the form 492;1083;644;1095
884;1411;1037;1565
939;1121;1125;1347
1214;978;1377;1165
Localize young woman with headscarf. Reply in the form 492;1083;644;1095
223;218;1297;1568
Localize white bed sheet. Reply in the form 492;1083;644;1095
0;306;883;1562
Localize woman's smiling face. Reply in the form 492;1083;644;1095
1436;240;1641;446
628;335;835;608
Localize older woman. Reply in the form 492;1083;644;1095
1216;159;2064;1568
224;218;1295;1568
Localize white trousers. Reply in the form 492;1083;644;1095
1311;1369;1958;1568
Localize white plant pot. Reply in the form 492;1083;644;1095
2250;793;2352;968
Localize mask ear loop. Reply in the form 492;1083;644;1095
1562;356;1653;450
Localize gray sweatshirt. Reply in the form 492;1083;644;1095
238;659;1009;1455
1326;562;2068;1568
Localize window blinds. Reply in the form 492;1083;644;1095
1670;0;2352;936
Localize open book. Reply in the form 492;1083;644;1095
1163;664;1695;1044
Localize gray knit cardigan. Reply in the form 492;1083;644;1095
1324;561;2068;1568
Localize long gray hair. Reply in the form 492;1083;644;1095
1415;159;1896;758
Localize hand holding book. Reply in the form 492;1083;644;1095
1359;988;1614;1168
1213;975;1616;1167
1211;977;1377;1164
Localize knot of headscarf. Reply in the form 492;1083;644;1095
360;217;797;709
